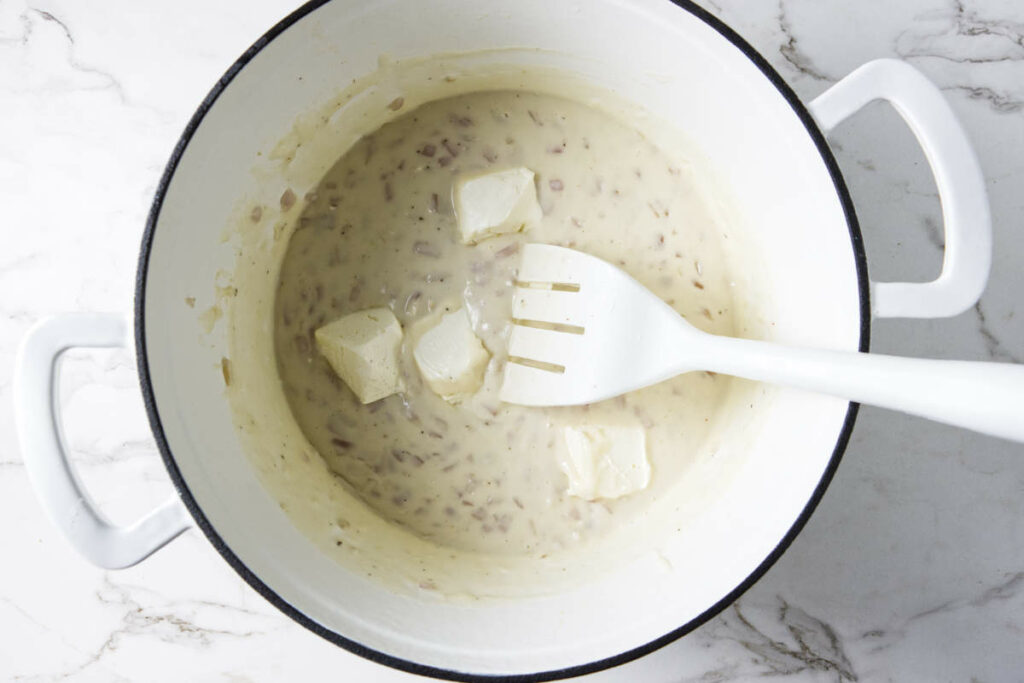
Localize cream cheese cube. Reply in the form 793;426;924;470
454;167;541;244
560;424;650;500
315;307;404;404
414;307;490;402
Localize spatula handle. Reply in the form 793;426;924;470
698;337;1024;442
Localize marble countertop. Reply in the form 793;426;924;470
3;0;1023;680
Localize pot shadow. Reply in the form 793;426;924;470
585;406;1024;682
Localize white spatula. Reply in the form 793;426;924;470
499;243;1024;443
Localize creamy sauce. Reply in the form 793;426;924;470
273;90;736;557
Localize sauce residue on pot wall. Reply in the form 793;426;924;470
218;53;763;600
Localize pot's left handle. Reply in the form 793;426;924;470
14;313;192;569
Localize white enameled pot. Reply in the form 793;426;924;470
14;0;990;680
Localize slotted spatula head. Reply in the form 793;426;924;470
499;243;701;406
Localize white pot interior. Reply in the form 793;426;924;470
141;0;863;676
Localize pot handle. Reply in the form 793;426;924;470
13;313;192;569
808;58;991;319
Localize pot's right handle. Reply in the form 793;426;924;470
14;313;192;569
808;58;991;319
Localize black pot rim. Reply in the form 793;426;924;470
134;0;871;680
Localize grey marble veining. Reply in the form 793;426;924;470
2;0;1022;680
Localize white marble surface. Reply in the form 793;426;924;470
3;0;1023;680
